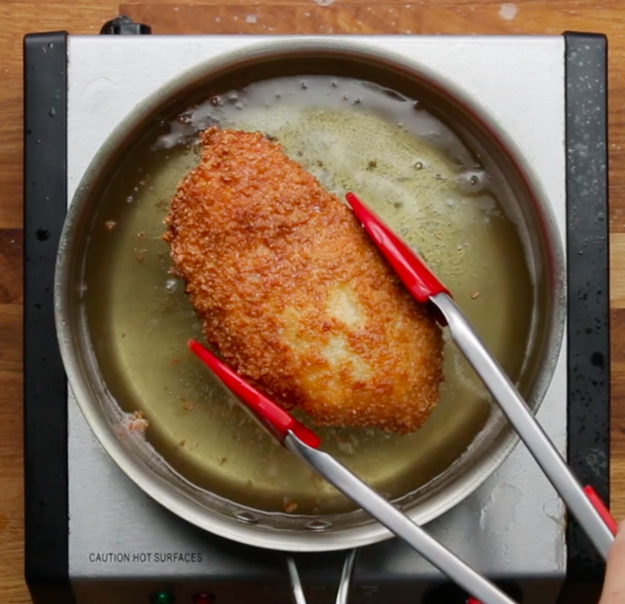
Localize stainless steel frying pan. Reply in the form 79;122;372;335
54;38;565;553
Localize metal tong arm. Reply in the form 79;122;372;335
433;291;615;560
345;191;616;560
189;339;513;604
285;432;517;604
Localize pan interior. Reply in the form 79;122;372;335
78;60;545;519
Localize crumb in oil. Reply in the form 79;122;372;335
104;220;117;231
471;291;481;300
184;402;194;411
136;254;145;264
124;410;148;433
283;498;298;513
367;160;377;170
219;456;228;465
179;439;186;447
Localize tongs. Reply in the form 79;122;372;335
343;192;617;554
188;191;617;604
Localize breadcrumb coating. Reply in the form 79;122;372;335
164;127;443;433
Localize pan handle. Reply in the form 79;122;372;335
336;548;358;604
286;549;358;604
286;555;307;604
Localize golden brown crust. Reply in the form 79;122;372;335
164;127;443;433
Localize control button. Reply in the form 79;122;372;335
193;593;216;604
149;591;174;604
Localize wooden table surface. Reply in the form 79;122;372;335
2;0;625;601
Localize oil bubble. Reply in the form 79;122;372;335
165;279;179;293
455;170;489;195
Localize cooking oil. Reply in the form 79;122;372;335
82;75;537;515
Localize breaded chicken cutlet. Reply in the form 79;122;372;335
164;127;444;434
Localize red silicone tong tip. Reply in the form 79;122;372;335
188;340;321;449
583;485;618;536
345;192;450;304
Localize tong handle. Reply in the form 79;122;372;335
584;485;618;536
467;487;617;604
432;292;615;560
